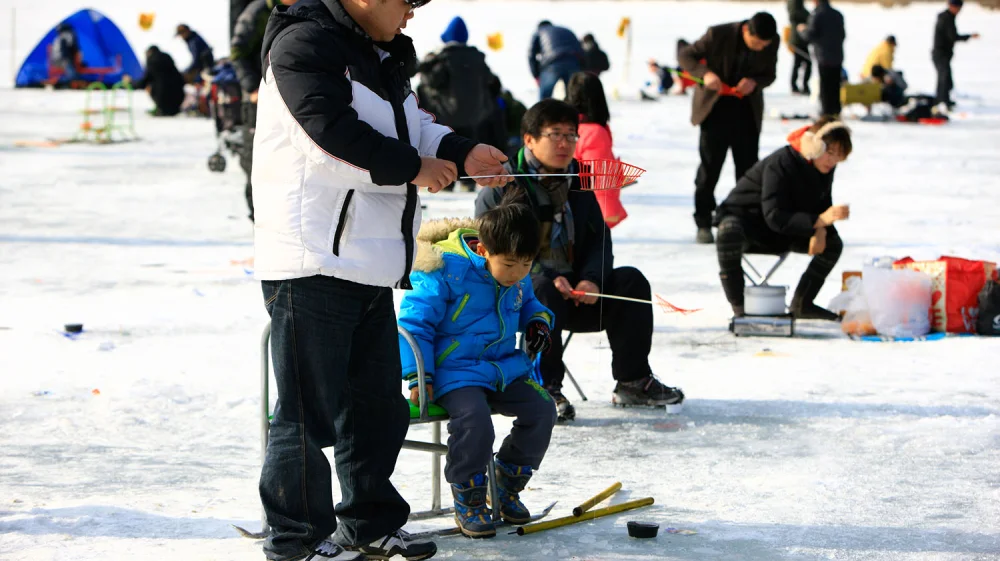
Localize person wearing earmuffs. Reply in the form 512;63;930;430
713;116;852;321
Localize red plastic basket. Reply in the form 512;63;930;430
577;159;646;191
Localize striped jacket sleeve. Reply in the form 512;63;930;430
267;26;422;187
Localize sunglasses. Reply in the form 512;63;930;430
404;0;432;8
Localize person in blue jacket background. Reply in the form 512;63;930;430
529;20;583;100
175;23;214;83
398;194;556;539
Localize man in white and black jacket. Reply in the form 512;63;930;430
252;0;510;560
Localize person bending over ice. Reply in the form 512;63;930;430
476;99;684;422
398;193;556;539
714;116;852;321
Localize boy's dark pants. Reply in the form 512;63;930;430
260;275;410;561
437;379;557;483
532;267;654;389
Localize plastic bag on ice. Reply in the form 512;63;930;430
862;266;933;338
830;276;876;336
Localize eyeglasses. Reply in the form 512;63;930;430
539;132;580;143
404;0;432;8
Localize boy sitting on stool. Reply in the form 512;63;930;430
398;193;556;539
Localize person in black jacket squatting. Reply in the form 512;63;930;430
252;0;511;559
475;99;684;423
133;46;185;116
714;116;852;321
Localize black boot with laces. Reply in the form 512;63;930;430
612;375;685;407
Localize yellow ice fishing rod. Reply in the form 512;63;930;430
514;497;654;536
572;482;622;517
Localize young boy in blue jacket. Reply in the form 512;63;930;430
398;194;556;538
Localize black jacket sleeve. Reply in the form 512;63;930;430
231;4;264;93
760;158;820;237
268;26;421;186
575;190;614;288
436;133;477;176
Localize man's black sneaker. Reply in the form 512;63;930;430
613;376;685;407
306;539;366;560
547;387;576;422
348;529;435;561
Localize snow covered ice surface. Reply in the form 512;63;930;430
1;1;999;560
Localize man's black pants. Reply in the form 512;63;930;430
532;267;654;389
817;64;843;117
694;100;760;229
791;51;812;92
933;53;954;106
260;276;410;560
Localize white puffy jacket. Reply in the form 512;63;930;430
252;0;476;288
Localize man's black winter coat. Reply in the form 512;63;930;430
933;9;971;58
800;0;846;67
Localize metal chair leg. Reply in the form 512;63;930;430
742;252;790;287
260;322;271;535
487;454;501;522
431;421;442;513
759;253;790;286
561;332;588;401
563;365;588;402
742;257;763;286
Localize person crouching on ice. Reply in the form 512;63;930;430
714;116;852;320
398;192;556;539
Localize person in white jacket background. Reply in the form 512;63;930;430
251;0;510;560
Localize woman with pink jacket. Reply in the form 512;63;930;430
566;72;628;227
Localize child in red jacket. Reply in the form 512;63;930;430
566;72;628;228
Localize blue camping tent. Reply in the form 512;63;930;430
16;9;143;87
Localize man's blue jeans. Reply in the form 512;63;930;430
539;58;582;100
260;275;410;560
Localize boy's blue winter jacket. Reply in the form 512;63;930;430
398;219;553;400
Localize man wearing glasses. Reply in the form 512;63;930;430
475;100;684;424
252;0;509;559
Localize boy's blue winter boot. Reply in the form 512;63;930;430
493;457;533;524
450;473;496;538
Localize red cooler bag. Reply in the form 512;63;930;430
894;257;998;333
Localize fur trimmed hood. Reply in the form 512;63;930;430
412;218;478;273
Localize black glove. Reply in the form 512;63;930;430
525;321;552;357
